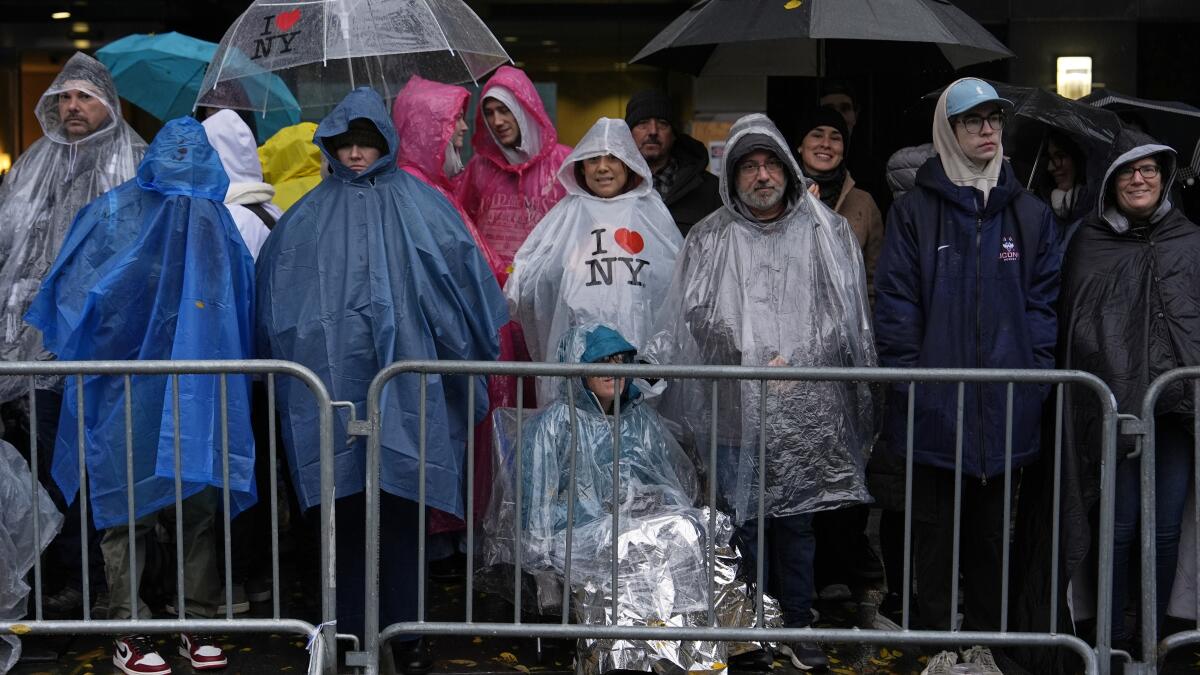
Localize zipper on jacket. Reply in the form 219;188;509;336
976;214;986;486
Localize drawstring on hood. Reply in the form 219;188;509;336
483;85;542;166
932;78;1005;206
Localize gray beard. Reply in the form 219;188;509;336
737;184;784;212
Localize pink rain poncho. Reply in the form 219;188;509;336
392;74;522;533
456;66;572;274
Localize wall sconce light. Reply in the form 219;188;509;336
1057;56;1093;100
0;153;11;174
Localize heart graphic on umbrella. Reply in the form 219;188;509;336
275;9;302;31
614;228;644;254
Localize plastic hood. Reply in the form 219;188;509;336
202;109;265;185
35;52;120;146
136;117;229;200
473;66;560;173
717;114;807;224
557;117;653;200
313;87;397;183
392;75;470;191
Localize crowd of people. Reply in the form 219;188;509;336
1;50;1199;675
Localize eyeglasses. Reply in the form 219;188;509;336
597;353;632;365
1115;164;1161;180
737;157;786;177
955;112;1005;135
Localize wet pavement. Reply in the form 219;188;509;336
11;557;1200;674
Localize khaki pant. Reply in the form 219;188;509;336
101;488;220;620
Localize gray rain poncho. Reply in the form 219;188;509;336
483;325;776;673
646;114;877;523
0;52;146;403
0;439;63;671
505;118;683;377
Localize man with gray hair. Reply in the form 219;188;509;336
649;114;876;671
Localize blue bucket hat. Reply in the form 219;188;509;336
945;78;1014;117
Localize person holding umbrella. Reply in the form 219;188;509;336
256;86;507;673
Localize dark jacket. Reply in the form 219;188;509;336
660;133;722;237
874;157;1061;479
1009;134;1200;673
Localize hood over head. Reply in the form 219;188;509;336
392;75;470;190
135;117;229;201
554;324;639;411
1097;128;1177;234
932;77;1005;205
718;114;807;223
473;66;559;171
313;87;397;182
557;117;652;200
259;122;321;184
36;52;120;146
201;109;266;185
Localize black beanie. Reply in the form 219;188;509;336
325;117;389;155
798;106;850;146
624;89;676;129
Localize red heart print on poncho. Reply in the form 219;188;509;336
614;228;645;254
275;9;302;31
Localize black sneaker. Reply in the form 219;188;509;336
779;641;829;671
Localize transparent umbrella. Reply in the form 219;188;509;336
196;0;509;116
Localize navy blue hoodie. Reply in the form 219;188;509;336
874;157;1061;479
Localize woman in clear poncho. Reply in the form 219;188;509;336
485;324;771;673
505;117;683;402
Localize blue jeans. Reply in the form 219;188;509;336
715;443;816;627
734;513;816;628
1111;416;1194;641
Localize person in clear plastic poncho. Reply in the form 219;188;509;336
0;52;146;404
645;113;876;670
484;325;774;673
506;117;683;402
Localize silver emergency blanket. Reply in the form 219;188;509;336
0;52;146;403
505;117;683;377
645;113;877;523
483;326;778;673
0;439;64;671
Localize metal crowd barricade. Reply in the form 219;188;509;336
362;361;1121;675
1137;366;1200;673
0;360;338;674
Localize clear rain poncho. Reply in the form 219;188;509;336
0;439;63;671
505;118;683;379
0;52;146;403
483;325;777;673
645;114;877;523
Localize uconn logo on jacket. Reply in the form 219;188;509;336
999;236;1020;261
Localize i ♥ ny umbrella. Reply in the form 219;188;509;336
196;0;510;115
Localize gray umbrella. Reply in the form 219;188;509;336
196;0;510;116
631;0;1013;76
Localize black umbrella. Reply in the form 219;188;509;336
924;81;1123;191
1082;88;1200;186
631;0;1014;77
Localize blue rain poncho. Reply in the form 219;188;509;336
25;116;257;530
255;87;507;514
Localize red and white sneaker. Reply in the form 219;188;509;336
113;635;172;675
178;633;228;670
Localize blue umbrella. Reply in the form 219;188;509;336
97;32;300;143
